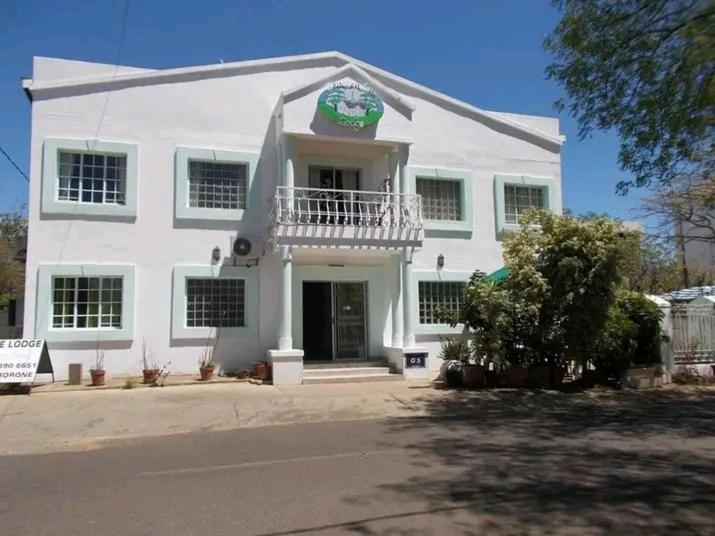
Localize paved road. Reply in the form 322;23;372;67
1;388;714;535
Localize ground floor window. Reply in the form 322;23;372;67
418;281;465;324
186;278;245;328
52;276;123;329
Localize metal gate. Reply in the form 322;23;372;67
672;305;715;362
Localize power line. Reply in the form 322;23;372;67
92;0;131;144
0;145;29;182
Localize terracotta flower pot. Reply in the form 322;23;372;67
90;369;105;387
504;364;527;388
252;362;269;380
142;369;159;384
199;366;214;382
462;364;486;388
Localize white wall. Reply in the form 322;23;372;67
24;56;562;378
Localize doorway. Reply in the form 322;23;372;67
303;281;367;362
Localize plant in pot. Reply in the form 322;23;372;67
251;361;269;381
90;349;106;387
438;337;470;388
198;349;215;381
141;340;160;384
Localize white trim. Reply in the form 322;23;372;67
26;52;563;146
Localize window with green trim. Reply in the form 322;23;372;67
186;278;246;328
418;281;465;324
504;185;545;224
416;178;461;221
52;276;123;329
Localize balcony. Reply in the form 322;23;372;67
271;186;423;248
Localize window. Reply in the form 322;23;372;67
52;276;123;329
188;161;247;209
418;281;465;324
416;178;461;221
57;151;127;205
504;185;544;225
186;278;245;328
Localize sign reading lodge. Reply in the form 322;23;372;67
0;339;53;384
317;82;384;130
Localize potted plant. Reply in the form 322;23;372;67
251;361;269;381
198;349;215;381
438;337;469;387
90;349;106;386
141;341;159;384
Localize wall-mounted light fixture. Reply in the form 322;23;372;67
212;246;221;262
437;254;444;268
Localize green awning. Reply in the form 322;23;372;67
483;266;510;283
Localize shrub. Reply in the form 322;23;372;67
438;337;471;364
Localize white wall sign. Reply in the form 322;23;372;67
0;339;53;384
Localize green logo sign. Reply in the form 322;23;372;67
317;82;384;129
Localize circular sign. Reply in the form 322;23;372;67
317;82;384;130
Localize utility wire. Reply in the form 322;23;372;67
92;0;130;144
0;145;29;182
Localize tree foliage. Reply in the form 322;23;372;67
450;211;627;368
0;212;27;310
545;0;715;191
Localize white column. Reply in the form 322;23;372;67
391;253;403;347
402;249;415;348
283;135;294;222
278;245;293;351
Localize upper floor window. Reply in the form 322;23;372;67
188;161;247;210
58;151;127;205
186;278;245;328
416;178;461;221
418;281;465;324
504;185;545;225
52;276;123;329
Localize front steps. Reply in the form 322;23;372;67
302;361;402;384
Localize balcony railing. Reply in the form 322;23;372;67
273;186;423;229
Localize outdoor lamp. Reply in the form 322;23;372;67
437;254;444;268
212;246;221;262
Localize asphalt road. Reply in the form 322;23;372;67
1;388;714;535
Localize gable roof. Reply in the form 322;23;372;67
281;63;415;118
23;51;564;147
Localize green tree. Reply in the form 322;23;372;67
544;0;715;192
503;210;625;366
0;211;27;310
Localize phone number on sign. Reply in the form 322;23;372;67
1;362;37;369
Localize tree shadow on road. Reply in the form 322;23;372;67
355;387;715;534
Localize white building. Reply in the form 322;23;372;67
21;52;564;383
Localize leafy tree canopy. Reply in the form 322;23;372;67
545;0;715;192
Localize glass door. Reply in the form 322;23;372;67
309;166;361;224
334;282;367;360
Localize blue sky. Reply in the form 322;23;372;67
0;0;644;218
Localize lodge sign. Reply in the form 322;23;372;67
0;339;53;384
317;82;384;130
405;352;427;369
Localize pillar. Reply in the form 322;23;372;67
283;136;295;221
391;253;403;347
402;249;415;348
277;246;293;351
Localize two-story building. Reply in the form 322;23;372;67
21;51;564;384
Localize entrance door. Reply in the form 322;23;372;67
302;281;367;361
334;282;367;360
303;282;333;362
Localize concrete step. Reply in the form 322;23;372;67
303;366;392;379
302;366;403;384
303;372;402;384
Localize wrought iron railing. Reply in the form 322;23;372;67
273;186;423;229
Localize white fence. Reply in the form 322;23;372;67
672;305;715;362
